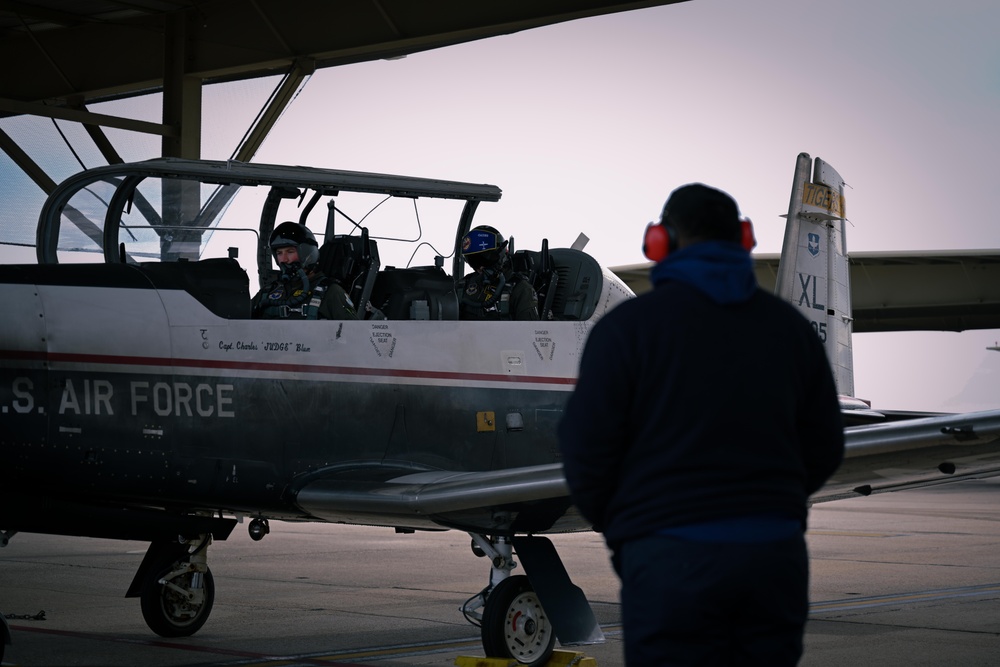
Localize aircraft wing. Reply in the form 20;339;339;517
294;409;1000;533
613;250;1000;333
292;464;575;533
815;408;1000;503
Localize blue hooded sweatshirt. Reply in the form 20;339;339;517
558;239;844;547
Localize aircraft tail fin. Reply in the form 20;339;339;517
774;153;854;397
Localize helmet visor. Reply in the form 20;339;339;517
462;228;501;270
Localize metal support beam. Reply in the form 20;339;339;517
0;126;56;194
59;97;126;165
233;58;315;163
0;97;176;136
162;9;202;160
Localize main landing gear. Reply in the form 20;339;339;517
462;534;556;666
130;534;216;637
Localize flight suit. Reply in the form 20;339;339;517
459;270;538;321
252;272;357;320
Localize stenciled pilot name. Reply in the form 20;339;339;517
217;339;312;352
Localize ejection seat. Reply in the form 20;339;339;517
317;229;380;318
368;264;459;320
511;239;558;321
512;242;602;321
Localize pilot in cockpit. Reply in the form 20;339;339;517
458;225;538;321
251;221;358;320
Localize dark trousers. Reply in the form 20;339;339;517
615;533;809;666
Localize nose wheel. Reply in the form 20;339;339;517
481;575;555;666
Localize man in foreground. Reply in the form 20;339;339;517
558;183;844;665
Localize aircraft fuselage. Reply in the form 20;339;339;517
1;260;629;535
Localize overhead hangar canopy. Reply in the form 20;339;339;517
1;1;686;134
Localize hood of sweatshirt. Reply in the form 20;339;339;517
650;240;757;305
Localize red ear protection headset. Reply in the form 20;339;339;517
739;218;757;253
641;221;676;263
642;218;756;262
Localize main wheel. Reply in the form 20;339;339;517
140;563;215;637
481;575;555;666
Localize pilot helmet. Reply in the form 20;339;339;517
461;225;509;272
269;221;320;269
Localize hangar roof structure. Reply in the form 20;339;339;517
0;1;687;159
1;0;685;105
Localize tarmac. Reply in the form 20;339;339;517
2;477;998;666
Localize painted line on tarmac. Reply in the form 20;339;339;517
208;628;624;666
808;530;906;538
291;637;484;663
810;583;1000;614
3;625;365;666
191;636;486;666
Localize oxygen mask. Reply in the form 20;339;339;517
279;261;305;280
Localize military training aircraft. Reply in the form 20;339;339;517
2;153;1000;665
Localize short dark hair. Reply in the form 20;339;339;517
661;183;740;243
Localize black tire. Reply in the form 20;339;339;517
140;564;215;637
481;575;556;666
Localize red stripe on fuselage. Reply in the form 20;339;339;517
1;350;577;386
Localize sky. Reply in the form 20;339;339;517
4;0;999;413
244;0;1000;413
